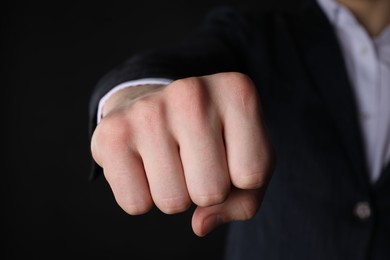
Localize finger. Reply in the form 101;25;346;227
191;188;265;237
103;146;153;215
179;127;230;207
216;74;274;189
168;81;231;207
128;95;191;214
138;130;191;215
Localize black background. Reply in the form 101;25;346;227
3;0;293;259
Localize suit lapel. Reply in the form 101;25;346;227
375;161;390;190
289;1;371;192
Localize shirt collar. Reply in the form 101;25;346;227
316;0;390;41
316;0;356;27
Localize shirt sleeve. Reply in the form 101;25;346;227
97;78;174;123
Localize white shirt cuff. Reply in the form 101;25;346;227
97;78;174;123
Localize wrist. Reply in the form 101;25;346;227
102;84;167;119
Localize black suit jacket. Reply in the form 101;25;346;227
88;1;390;259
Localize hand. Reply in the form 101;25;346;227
91;72;275;236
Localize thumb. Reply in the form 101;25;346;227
191;188;265;237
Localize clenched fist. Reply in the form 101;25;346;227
91;72;275;236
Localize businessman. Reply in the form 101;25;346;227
89;0;389;259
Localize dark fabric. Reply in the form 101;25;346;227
88;0;390;259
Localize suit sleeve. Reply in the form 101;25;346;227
87;5;255;180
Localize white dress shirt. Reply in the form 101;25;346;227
317;0;390;183
98;0;390;183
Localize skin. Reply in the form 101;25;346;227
91;73;275;237
337;0;390;37
91;0;389;237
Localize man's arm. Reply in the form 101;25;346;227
89;6;275;236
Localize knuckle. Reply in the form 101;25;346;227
233;171;267;190
192;186;230;207
166;77;208;118
155;196;191;215
119;199;153;216
98;114;131;140
90;132;102;165
91;115;131;165
224;73;258;109
224;72;254;89
231;147;275;190
169;77;203;96
131;97;165;131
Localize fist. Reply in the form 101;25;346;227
91;72;275;236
